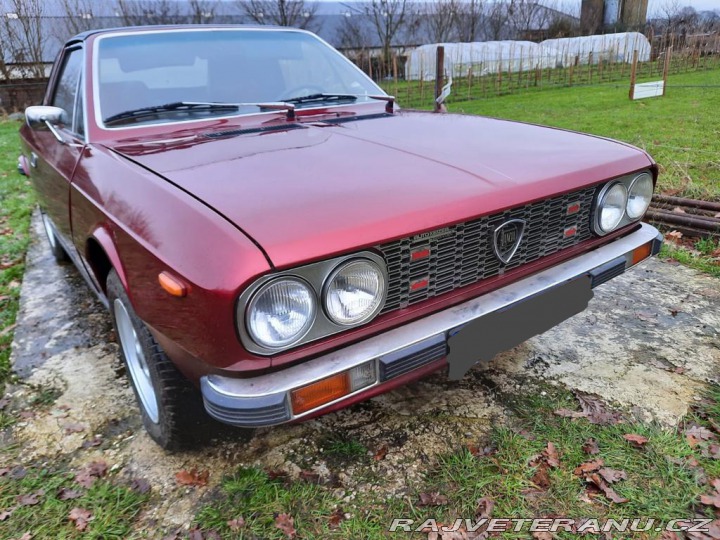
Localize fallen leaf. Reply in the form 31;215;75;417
702;444;720;460
227;517;245;531
587;473;629;504
328;507;346;529
0;397;9;410
0;468;9;476
533;532;554;540
74;461;108;488
8;467;27;480
576;392;623;425
16;491;43;506
574;459;604;476
582;438;600;455
373;445;388;461
666;230;684;241
622;433;648;447
531;464;551;490
81;437;102;449
15;534;32;540
0;506;15;521
543;442;560;468
553;408;587;418
275;513;296;538
299;470;320;483
598;467;627;484
57;487;82;500
175;468;209;487
62;422;86;434
130;478;151;494
700;493;720;508
686;425;716;446
68;507;93;531
660;532;682;540
475;496;494;519
671;206;686;214
418;492;449;506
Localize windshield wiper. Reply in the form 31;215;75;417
281;93;358;105
104;101;245;126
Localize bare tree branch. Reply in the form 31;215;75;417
236;0;319;30
0;0;47;79
114;0;183;26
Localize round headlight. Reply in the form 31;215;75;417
246;278;316;349
324;259;386;326
626;173;653;220
596;183;628;234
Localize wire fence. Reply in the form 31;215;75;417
360;33;720;108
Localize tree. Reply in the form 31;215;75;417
237;0;319;31
422;0;461;43
188;0;221;23
346;0;416;72
455;0;484;42
114;0;183;26
0;0;47;79
56;0;100;42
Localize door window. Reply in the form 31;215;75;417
51;48;83;133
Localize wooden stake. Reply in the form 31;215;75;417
434;46;445;112
629;49;639;100
662;46;672;96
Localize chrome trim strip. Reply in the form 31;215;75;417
203;223;662;422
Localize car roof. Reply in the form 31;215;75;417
67;24;304;46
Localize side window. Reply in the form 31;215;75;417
51;48;83;132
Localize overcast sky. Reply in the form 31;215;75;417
646;0;719;15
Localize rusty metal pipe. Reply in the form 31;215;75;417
645;209;720;233
652;194;720;212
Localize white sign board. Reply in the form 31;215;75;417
633;81;665;100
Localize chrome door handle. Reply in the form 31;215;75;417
30;152;38;168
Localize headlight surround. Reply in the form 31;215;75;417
246;277;316;349
626;172;653;219
594;182;628;234
324;259;386;326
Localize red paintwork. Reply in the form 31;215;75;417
20;27;656;391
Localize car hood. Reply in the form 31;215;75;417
108;110;653;269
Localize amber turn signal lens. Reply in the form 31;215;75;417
631;242;652;266
158;271;187;297
291;373;350;415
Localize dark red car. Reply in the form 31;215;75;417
19;25;662;450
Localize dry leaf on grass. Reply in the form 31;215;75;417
418;492;449;506
543;442;560;468
0;506;16;521
475;496;494;519
227;517;245;531
575;392;623;425
573;459;604;476
598;467;627;484
16;491;43;506
68;507;93;531
553;408;587;419
531;465;551;490
175;468;209;487
328;507;346;529
582;438;600;455
57;488;82;500
275;513;296;538
586;473;628;504
622;433;649;447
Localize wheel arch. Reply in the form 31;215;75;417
85;226;127;294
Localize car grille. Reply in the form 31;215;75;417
377;185;599;313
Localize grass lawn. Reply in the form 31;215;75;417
1;68;719;537
383;68;720;201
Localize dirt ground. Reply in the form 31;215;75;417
6;212;720;533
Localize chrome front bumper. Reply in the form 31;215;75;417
201;223;663;427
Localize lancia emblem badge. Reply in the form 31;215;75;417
493;219;526;264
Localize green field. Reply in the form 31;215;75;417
382;68;720;200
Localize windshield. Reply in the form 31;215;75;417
95;29;383;127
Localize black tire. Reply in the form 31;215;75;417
107;269;209;450
41;213;69;263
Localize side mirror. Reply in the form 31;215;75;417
25;105;65;131
24;106;78;146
